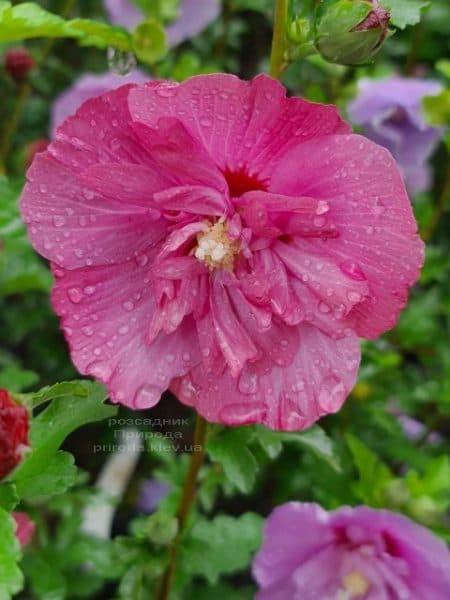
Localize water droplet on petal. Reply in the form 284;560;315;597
316;200;329;215
318;301;331;314
134;384;161;408
340;260;366;281
122;300;134;312
347;291;362;303
219;402;267;426
68;287;83;303
87;361;112;382
155;83;178;98
199;117;212;127
118;325;129;335
53;215;65;227
135;253;148;267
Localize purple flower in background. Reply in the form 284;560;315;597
253;502;450;599
398;415;442;445
104;0;221;46
348;77;443;195
136;479;171;513
50;70;150;135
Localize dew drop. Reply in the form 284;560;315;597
339;260;366;281
122;300;134;311
199;117;213;127
87;361;112;382
68;287;83;303
118;325;129;335
218;403;267;426
347;291;362;303
134;384;161;408
107;47;136;75
53;215;66;227
318;301;331;314
135;253;149;267
155;84;178;97
83;285;96;296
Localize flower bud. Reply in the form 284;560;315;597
314;0;391;65
0;389;29;480
13;512;35;548
4;47;36;83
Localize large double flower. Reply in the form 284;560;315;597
21;74;424;430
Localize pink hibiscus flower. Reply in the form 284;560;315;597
20;74;424;430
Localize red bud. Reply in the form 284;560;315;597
4;48;36;83
0;389;29;480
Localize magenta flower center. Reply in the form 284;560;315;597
223;166;268;198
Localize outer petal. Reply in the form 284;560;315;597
128;74;350;180
51;260;201;408
172;323;360;430
104;0;142;30
104;0;220;47
270;134;424;338
348;77;443;127
166;0;220;46
253;503;334;592
21;153;167;269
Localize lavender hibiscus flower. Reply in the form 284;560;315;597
137;479;171;513
104;0;221;46
348;77;443;195
253;502;450;599
51;70;149;135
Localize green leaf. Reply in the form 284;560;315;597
68;19;133;50
281;426;342;472
383;0;430;30
207;428;259;494
29;381;114;454
130;512;178;546
436;60;450;79
13;450;78;499
0;1;133;51
12;381;116;499
25;553;67;600
346;433;393;506
0;177;52;296
0;483;19;511
0;508;24;600
180;513;263;585
132;19;167;64
30;380;89;408
423;89;450;126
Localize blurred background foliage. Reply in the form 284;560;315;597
0;0;449;598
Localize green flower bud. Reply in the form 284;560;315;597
314;0;391;66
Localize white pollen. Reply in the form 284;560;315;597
194;221;239;269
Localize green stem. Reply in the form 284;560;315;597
157;415;208;600
0;82;30;174
269;0;289;79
